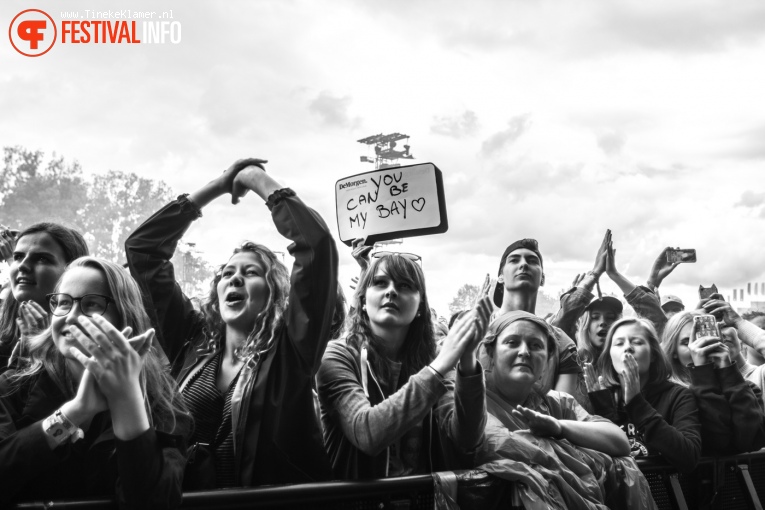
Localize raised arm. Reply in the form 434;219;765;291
551;231;610;338
434;298;492;459
233;165;338;372
125;159;265;365
705;299;765;359
605;239;667;335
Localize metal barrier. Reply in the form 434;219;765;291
636;450;765;510
13;451;765;509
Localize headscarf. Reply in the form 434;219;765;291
479;310;559;395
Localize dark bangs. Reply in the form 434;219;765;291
378;254;425;293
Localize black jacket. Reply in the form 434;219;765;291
0;370;186;508
125;189;337;486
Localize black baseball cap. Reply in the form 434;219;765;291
493;239;543;307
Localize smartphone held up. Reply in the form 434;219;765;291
667;248;696;264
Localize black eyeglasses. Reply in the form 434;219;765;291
371;251;422;264
47;293;114;318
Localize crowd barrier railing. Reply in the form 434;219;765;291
13;450;765;509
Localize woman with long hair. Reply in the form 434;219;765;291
0;223;89;372
576;297;622;365
0;257;190;508
125;159;338;488
476;311;654;510
588;317;701;472
661;310;765;455
317;253;492;479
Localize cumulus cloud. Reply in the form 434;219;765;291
480;115;532;157
735;190;765;218
430;110;479;138
308;91;360;129
596;130;626;156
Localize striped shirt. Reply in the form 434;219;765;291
183;353;241;487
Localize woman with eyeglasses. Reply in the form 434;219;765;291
317;251;492;479
0;257;191;508
125;159;338;488
0;223;89;373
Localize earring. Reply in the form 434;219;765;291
540;274;546;286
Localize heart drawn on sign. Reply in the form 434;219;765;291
411;198;426;212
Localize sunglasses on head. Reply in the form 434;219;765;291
371;251;422;264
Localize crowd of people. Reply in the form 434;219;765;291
1;159;764;509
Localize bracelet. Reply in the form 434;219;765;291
43;409;84;446
428;365;445;379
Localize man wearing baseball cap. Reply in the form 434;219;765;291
661;295;685;318
490;238;587;407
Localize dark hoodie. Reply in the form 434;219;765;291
589;378;701;473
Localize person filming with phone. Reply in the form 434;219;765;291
661;309;765;455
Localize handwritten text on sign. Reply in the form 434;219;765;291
335;164;442;243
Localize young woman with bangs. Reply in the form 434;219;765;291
0;257;190;508
661;310;765;455
587;317;701;473
317;253;493;479
125;159;338;489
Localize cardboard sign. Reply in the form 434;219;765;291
335;162;448;246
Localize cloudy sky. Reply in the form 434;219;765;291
2;0;765;316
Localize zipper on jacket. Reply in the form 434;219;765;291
361;347;390;476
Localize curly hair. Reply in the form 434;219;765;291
200;242;289;364
345;254;435;383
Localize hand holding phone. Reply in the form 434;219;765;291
698;284;719;301
690;314;728;367
667;248;696;264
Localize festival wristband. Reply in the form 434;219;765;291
42;409;84;446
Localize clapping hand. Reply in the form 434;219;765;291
583;362;605;392
618;353;641;404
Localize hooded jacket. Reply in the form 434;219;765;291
589;378;701;473
317;340;486;480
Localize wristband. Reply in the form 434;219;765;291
428;365;445;380
43;409;84;445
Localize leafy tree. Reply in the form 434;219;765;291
81;170;173;262
172;242;215;298
0;146;173;263
448;283;480;314
0;146;87;230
